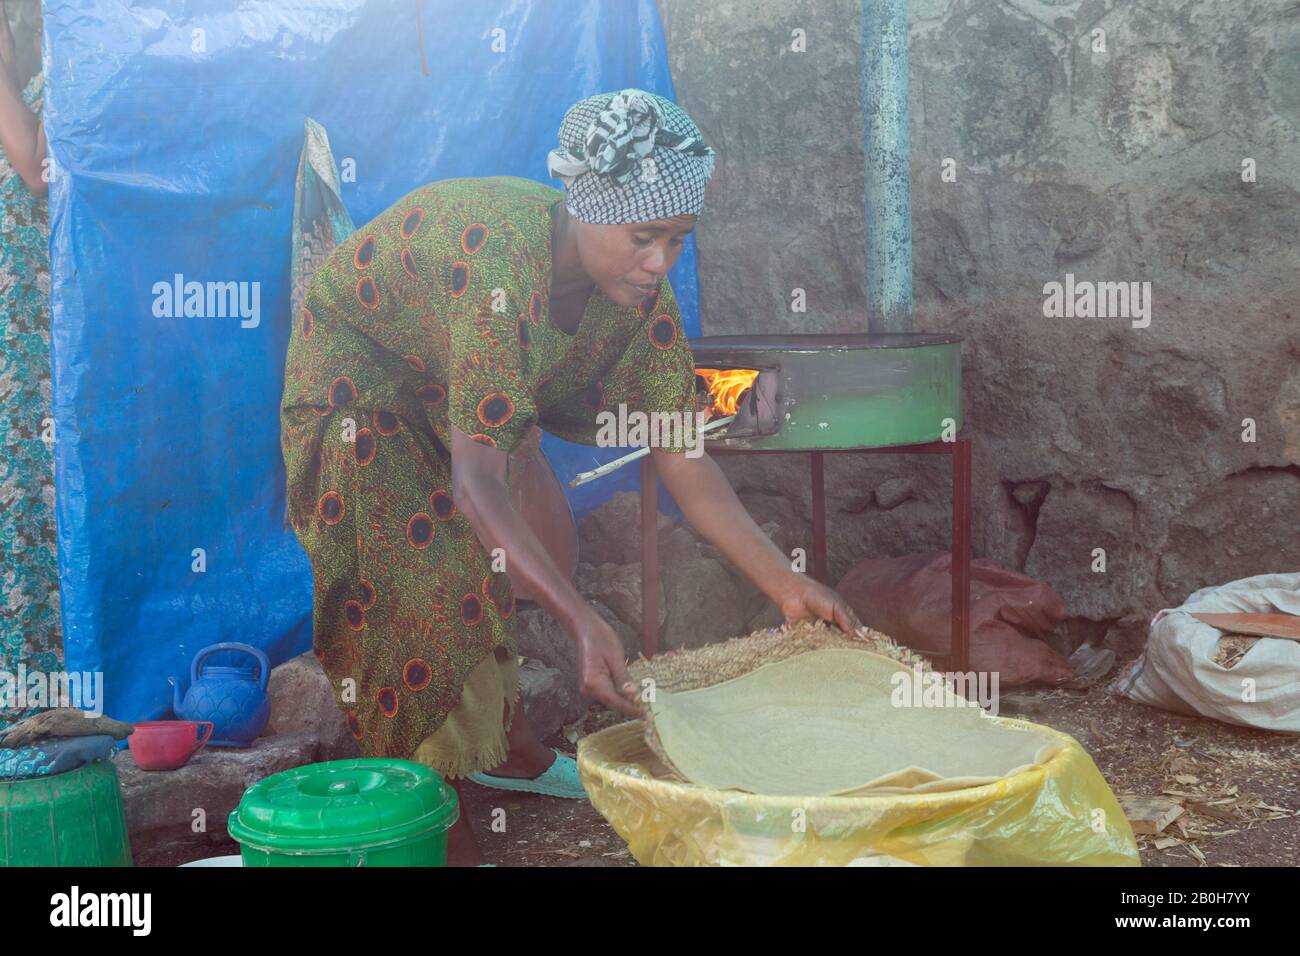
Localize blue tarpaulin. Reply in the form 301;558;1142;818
43;0;702;725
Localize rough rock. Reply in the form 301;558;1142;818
913;207;978;302
516;606;577;678
657;527;752;651
1102;44;1182;164
267;652;360;763
518;660;575;739
661;555;749;651
574;561;664;634
1140;178;1300;283
1157;468;1300;605
939;0;1063;168
875;477;917;510
577;491;672;566
516;607;586;722
1023;480;1140;620
673;520;787;625
1103;614;1152;663
1277;359;1300;466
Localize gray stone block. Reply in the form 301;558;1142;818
267;652;360;763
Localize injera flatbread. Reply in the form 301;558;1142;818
647;648;1061;796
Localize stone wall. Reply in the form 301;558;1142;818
657;0;1300;655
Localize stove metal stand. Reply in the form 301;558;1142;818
638;437;972;674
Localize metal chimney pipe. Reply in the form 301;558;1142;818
860;0;913;333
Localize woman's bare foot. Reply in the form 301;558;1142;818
482;700;555;779
484;743;555;779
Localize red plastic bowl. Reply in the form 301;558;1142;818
129;720;213;771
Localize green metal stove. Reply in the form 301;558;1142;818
691;333;963;450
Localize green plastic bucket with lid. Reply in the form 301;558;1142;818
227;758;458;867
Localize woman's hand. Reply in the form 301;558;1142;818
572;608;642;717
773;574;863;635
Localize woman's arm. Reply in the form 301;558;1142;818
649;447;862;633
0;10;46;198
450;425;641;715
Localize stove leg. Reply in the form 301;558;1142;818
951;438;972;673
811;452;827;583
640;456;659;658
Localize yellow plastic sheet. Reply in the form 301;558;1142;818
578;719;1140;867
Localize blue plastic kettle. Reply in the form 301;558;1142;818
171;642;271;748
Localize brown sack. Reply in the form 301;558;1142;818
835;550;1073;686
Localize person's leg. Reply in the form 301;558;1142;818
464;653;587;800
444;778;482;867
482;679;556;779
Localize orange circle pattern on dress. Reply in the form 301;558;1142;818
329;376;357;407
356;275;380;309
460;593;483;626
450;262;470;297
353;428;376;465
318;491;344;525
373;410;401;435
430;490;456;520
649;314;677;350
476;391;514;428
403;658;432;692
461;223;488;255
401;248;419;280
416;383;446;405
354;235;377;270
406;512;435;549
344;600;365;630
400;207;424;240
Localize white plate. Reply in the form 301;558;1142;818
179;854;243;867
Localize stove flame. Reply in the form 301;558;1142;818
695;367;760;417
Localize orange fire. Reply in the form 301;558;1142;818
696;367;759;417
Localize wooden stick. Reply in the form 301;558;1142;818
568;415;736;487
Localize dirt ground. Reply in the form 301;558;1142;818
459;684;1300;868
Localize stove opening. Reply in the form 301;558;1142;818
694;365;780;438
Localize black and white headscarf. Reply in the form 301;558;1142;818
547;89;716;225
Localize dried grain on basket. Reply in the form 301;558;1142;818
628;619;1060;797
629;619;927;694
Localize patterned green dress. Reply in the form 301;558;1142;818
0;74;60;721
281;175;697;760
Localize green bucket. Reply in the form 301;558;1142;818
227;758;458;867
0;759;133;867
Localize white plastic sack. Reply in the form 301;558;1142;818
1111;571;1300;733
